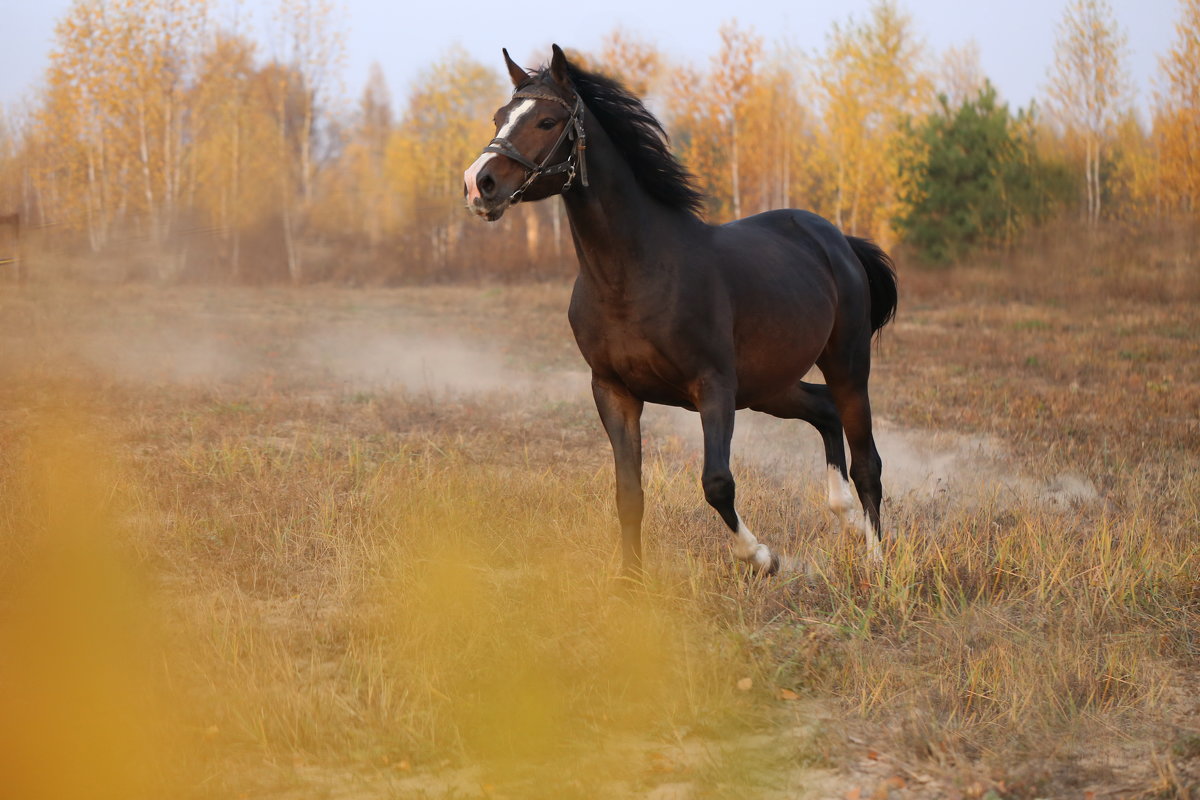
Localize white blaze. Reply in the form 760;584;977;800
463;99;538;206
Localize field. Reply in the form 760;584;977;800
1;226;1198;798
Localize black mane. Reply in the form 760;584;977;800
529;64;706;216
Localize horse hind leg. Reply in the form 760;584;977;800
820;368;885;563
752;381;856;525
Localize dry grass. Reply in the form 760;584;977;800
1;225;1198;797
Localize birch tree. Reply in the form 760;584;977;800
711;22;762;220
816;0;929;238
387;48;502;271
1044;0;1130;226
270;0;345;282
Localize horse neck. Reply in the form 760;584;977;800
560;117;700;292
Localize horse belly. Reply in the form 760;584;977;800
619;358;697;408
733;322;831;405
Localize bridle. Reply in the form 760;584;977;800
481;85;589;204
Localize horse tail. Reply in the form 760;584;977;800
848;236;897;335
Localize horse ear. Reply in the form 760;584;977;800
502;48;528;88
550;43;571;88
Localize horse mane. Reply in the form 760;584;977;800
528;63;706;216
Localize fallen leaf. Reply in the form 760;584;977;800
736;677;753;691
867;749;880;760
778;688;799;701
845;787;862;800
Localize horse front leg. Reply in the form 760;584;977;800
697;381;780;575
592;377;645;580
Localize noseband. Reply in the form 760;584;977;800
481;87;589;204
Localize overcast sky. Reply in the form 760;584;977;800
1;0;1180;118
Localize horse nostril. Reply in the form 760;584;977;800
478;174;496;197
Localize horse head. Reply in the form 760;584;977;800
463;45;588;221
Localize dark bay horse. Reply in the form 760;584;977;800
464;45;897;577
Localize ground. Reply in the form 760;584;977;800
1;234;1198;798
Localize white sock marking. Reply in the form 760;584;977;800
863;514;883;563
827;466;855;521
825;468;882;563
734;513;773;571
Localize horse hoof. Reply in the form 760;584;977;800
746;549;781;577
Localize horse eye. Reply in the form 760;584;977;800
538;118;558;130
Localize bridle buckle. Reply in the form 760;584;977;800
561;158;578;193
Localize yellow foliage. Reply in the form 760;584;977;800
3;2;1195;278
1154;0;1200;217
592;28;664;98
1045;0;1131;224
815;0;931;241
384;47;504;268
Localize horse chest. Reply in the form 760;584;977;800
574;315;698;406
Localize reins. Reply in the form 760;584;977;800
481;87;589;204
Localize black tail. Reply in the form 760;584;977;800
848;236;898;334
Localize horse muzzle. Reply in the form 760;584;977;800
463;156;515;222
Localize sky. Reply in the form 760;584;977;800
0;0;1182;118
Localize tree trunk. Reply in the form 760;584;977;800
525;207;540;265
782;136;791;209
85;145;100;253
552;202;562;260
283;203;300;284
730;116;741;219
137;98;159;243
231;86;243;280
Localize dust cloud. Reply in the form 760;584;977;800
15;296;1093;511
642;400;1096;511
296;323;590;400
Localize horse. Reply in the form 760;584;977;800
463;45;897;578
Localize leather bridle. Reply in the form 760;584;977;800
481;86;589;204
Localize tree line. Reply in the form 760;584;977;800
0;0;1196;281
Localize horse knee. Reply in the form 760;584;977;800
702;471;735;510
